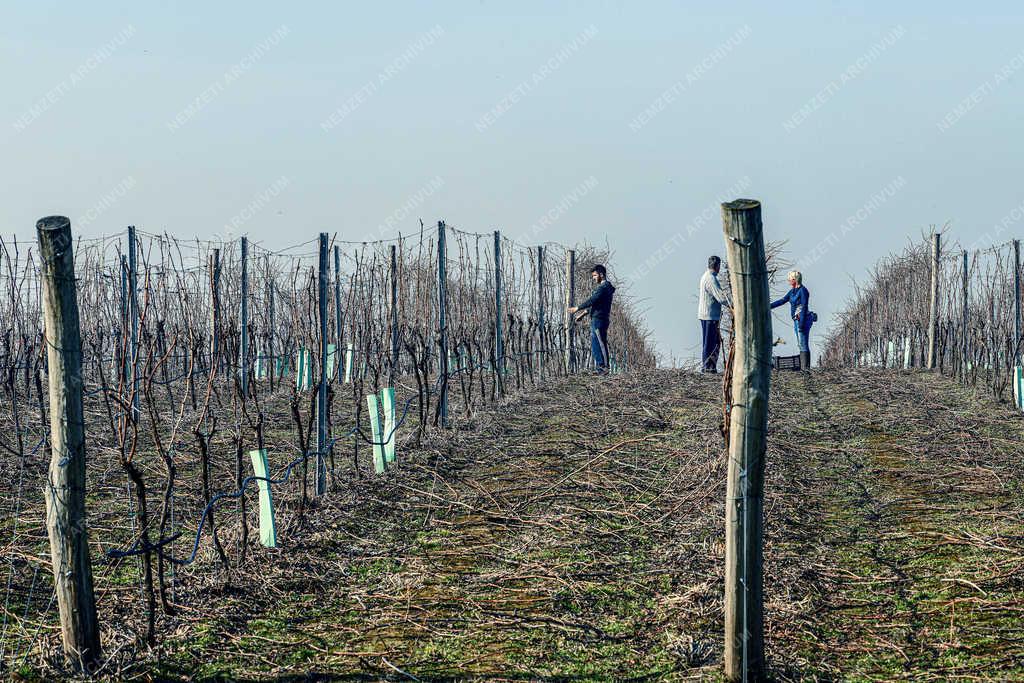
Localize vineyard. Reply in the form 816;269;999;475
0;219;656;676
822;232;1024;404
3;215;1024;681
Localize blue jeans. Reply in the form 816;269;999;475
701;319;721;371
591;319;609;371
794;322;810;353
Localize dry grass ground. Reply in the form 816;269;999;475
3;368;1023;680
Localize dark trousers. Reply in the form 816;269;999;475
701;319;721;372
591;319;610;371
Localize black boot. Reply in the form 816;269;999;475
800;351;811;371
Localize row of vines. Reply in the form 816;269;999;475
0;219;655;670
821;232;1021;401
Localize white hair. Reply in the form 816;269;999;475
788;270;802;285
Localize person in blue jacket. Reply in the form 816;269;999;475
568;264;615;373
771;270;815;370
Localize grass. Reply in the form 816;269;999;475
3;368;1024;680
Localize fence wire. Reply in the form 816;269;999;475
0;221;656;666
821;234;1022;401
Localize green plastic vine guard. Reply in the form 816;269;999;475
1015;365;1023;410
326;343;337;380
344;342;354;384
366;393;386;474
380;387;396;464
248;448;277;548
295;348;312;391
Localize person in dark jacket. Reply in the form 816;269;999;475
770;270;814;370
569;264;615;372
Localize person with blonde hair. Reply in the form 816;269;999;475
770;270;816;370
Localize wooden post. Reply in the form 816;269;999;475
926;232;941;370
119;255;128;385
127;225;139;420
267;271;276;390
721;199;771;682
316;233;329;494
209;248;221;374
564;249;576;374
37;216;101;668
437;221;449;426
537;245;545;379
1014;240;1021;364
852;318;859;368
239;236;249;396
334;245;343;374
494;230;504;374
389;244;399;384
961;250;969;377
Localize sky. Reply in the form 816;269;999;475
3;2;1023;364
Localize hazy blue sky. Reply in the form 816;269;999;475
3;2;1022;363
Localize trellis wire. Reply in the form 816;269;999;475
821;233;1022;401
0;220;656;664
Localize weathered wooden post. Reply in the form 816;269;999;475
127;225;139;419
119;255;128;384
37;216;101;669
316;233;329;494
564;249;576;374
239;236;250;396
267;269;276;390
852;317;859;368
537;245;545;379
721;199;771;682
209;248;221;374
334;245;343;374
389;243;399;384
1014;240;1021;364
437;221;449;426
961;250;969;377
926;232;941;370
494;230;504;375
